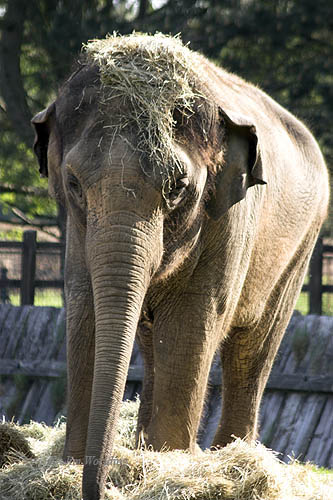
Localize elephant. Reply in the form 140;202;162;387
31;34;328;500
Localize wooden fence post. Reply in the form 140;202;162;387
309;237;323;315
1;267;10;303
20;230;37;305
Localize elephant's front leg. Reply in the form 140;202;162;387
63;222;95;462
146;297;219;451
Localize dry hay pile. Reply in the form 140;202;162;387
0;400;332;500
83;33;209;185
0;422;34;467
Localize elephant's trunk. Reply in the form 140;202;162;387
82;213;162;500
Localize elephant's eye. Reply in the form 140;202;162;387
67;174;84;203
163;176;189;208
169;177;189;199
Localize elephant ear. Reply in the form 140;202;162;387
206;108;266;220
31;102;56;178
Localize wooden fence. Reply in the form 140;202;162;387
0;230;64;305
0;230;332;313
303;237;333;315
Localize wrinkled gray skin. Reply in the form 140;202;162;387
32;56;328;500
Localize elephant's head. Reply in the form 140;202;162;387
32;34;265;499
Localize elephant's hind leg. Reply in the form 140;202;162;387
212;241;313;447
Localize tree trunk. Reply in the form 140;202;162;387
0;0;34;148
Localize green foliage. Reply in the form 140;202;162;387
313;467;333;476
0;228;24;240
8;290;64;307
295;292;309;316
0;108;56;217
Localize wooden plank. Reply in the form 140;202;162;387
10;307;56;360
0;279;21;287
0;359;66;377
290;394;327;461
266;374;333;393
309;237;323;314
302;284;333;294
209;368;333;393
308;397;333;466
268;392;304;456
0;241;22;249
32;382;59;425
321;438;333;469
323;244;333;253
2;306;32;358
16;383;39;424
17;380;49;425
129;342;141;365
17;307;43;359
0;378;17;419
0;305;14;354
199;385;222;449
0;336;137;381
34;280;64;288
208;367;222;386
20;230;37;305
127;365;144;381
0;279;63;289
259;392;286;447
45;308;66;361
273;332;294;373
1;359;333;393
37;242;64;250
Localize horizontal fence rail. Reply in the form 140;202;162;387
1;360;333;394
0;231;332;313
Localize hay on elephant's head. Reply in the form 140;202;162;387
0;401;332;499
83;33;213;183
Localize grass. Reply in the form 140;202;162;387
295;274;333;315
311;466;333;476
0;400;332;500
295;292;309;315
8;290;63;308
